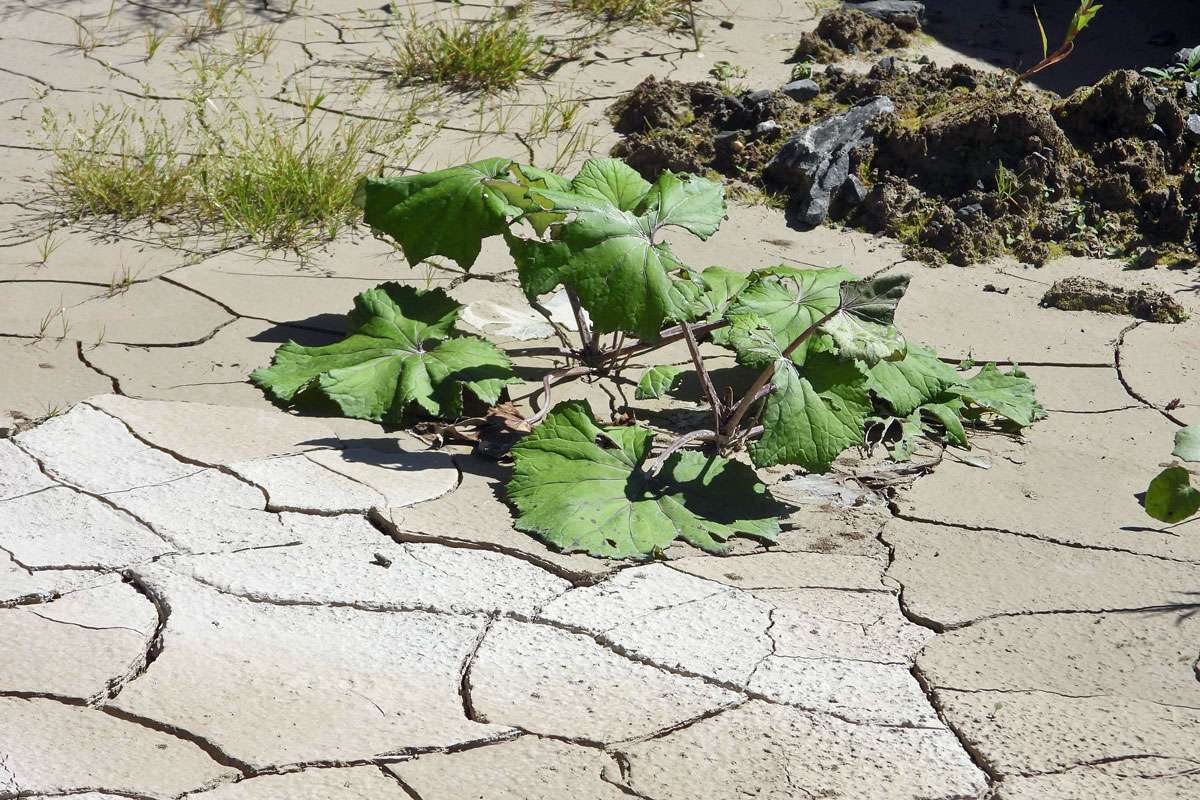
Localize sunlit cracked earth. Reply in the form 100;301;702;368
2;0;1200;799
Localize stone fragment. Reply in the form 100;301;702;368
172;539;569;616
0;696;237;796
0;438;52;500
935;690;1200;775
848;0;926;31
998;761;1200;800
754;119;781;137
539;565;773;684
1118;319;1200;426
0;278;231;346
0;340;111;432
88;393;341;463
1041;275;1188;323
748;656;938;726
229;454;386;513
470;618;739;744
390;737;628;799
781;77;820;101
1186;112;1200;140
885;517;1200;625
104;468;286;552
764;588;933;663
765;97;894;226
619;700;986;799
15;404;197;493
0;487;170;569
305;445;458;508
919;613;1200;710
187;766;410;798
0;554;115;606
0;580;157;698
668;550;885;591
110;569;511;768
898;408;1200;561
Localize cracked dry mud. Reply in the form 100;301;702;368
2;1;1199;799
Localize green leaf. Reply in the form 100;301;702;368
868;344;963;416
726;266;854;366
691;266;749;345
251;283;517;422
821;315;906;366
919;402;969;447
1172;426;1200;463
1034;4;1049;59
523;167;725;337
636;170;727;239
506;401;783;558
635;365;685;400
953;363;1045;427
1144;465;1200;524
749;350;872;471
361;158;522;269
569;158;650;210
838;273;911;326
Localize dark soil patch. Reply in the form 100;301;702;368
608;61;1200;268
792;9;914;63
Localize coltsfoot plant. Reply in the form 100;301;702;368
253;156;1045;558
1143;425;1200;524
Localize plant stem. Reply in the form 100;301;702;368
681;321;723;434
565;288;593;358
721;307;840;440
688;1;701;52
525;364;592;425
645;429;718;477
601;318;730;364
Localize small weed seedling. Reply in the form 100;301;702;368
35;228;64;265
1013;1;1102;89
144;26;168;61
252;156;1045;559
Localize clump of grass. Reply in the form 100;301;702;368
45;105;194;221
44;97;420;252
388;11;548;92
559;0;688;25
199;111;384;247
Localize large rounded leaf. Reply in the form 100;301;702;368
1144;465;1200;524
506;401;784;558
251;283;517;422
360;158;524;269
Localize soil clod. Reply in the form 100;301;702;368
1040;276;1189;323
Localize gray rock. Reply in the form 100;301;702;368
845;0;925;31
781;78;820;101
1172;45;1200;65
743;89;773;105
840;175;868;208
1186;113;1200;141
765;96;895;227
957;203;985;220
755;120;781;137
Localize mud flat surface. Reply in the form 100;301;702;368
2;1;1199;798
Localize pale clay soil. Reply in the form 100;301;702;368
1;1;1199;799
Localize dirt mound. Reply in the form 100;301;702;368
608;62;1200;268
792;10;912;63
1041;276;1188;323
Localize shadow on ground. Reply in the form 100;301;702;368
923;0;1200;94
